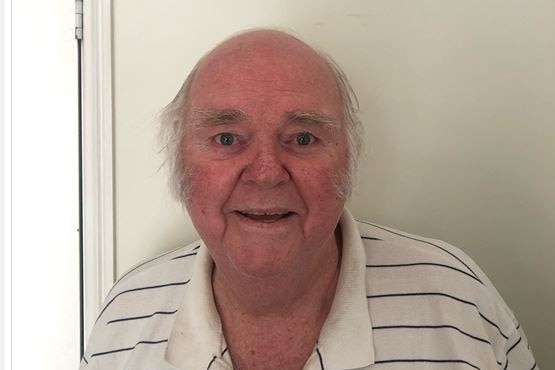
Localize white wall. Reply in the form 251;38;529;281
1;0;7;367
112;0;554;366
9;0;81;369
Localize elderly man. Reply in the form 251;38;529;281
81;30;538;370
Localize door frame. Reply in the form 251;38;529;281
81;0;115;344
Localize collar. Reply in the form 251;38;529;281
317;208;375;369
166;243;224;370
166;209;375;370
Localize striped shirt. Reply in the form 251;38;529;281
81;209;538;370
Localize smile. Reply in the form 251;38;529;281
235;210;294;223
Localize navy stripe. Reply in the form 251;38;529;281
507;337;522;356
97;280;190;322
221;347;229;357
115;247;194;285
356;220;482;283
316;348;325;370
361;236;381;241
478;312;509;339
107;310;178;325
368;291;475;306
105;245;199;300
367;292;509;339
91;339;168;358
171;251;199;260
82;356;88;364
373;324;491;345
366;262;483;285
504;337;523;370
206;355;217;370
530;362;537;370
374;358;481;370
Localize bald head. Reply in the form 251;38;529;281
198;30;330;74
160;29;362;202
200;29;322;68
188;30;342;115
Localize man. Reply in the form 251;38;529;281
81;29;538;370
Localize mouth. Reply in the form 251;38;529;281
235;209;295;223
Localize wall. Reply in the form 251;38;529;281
112;0;554;366
1;0;6;366
9;0;81;368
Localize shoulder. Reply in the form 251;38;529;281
111;241;202;291
356;218;509;300
354;219;538;369
356;219;485;277
356;219;521;350
99;240;201;324
81;241;201;369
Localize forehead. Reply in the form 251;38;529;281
188;32;343;117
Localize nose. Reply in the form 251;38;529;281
240;142;291;188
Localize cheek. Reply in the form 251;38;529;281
295;150;348;201
184;162;238;211
184;163;239;246
294;163;344;205
291;165;344;245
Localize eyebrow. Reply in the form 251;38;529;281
190;109;248;128
285;111;338;130
189;108;338;130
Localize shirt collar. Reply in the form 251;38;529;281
166;244;225;370
317;208;375;369
166;208;375;370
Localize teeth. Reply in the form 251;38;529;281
238;211;291;223
241;211;287;216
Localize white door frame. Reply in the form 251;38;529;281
81;0;115;343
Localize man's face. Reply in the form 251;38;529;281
181;33;349;278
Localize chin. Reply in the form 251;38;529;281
224;242;300;279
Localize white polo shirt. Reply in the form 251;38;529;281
81;209;538;370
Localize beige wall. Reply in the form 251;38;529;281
113;0;554;366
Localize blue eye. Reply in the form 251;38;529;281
296;132;313;146
216;133;235;146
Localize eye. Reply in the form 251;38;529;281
296;132;314;146
215;133;235;146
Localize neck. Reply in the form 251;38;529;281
212;228;342;320
211;229;342;370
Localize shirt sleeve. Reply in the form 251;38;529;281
502;325;538;370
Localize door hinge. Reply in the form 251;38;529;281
75;0;83;40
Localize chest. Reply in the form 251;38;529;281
223;323;321;370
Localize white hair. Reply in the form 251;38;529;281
159;32;363;203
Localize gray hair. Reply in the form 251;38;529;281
159;34;363;203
